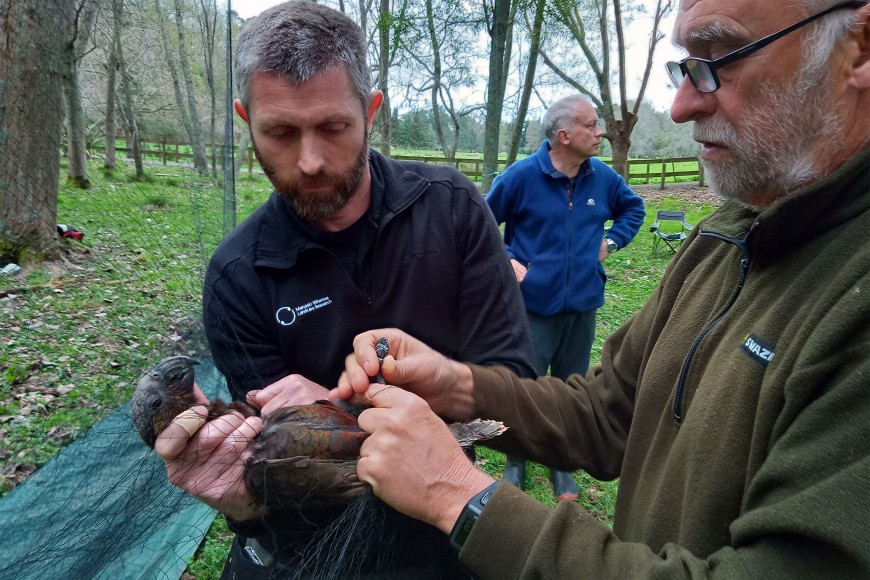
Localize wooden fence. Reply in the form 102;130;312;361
105;137;704;188
391;154;704;188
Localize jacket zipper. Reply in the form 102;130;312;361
364;178;430;311
673;232;750;423
564;182;574;310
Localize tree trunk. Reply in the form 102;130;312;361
377;0;392;157
358;0;367;35
234;129;251;180
63;0;100;190
173;0;210;175
608;116;636;179
65;63;91;189
610;130;631;181
481;0;512;194
0;0;69;265
506;0;545;168
118;37;145;180
425;0;446;157
155;0;196;172
196;0;218;174
104;0;125;172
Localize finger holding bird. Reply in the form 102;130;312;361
130;341;506;515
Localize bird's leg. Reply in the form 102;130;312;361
208;399;259;420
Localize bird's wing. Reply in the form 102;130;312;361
246;456;369;510
447;419;507;447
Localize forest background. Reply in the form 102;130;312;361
2;0;698;266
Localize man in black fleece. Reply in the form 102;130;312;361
152;2;535;578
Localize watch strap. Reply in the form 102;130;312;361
449;481;501;553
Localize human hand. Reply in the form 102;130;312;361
331;328;475;420
155;402;264;522
356;383;494;534
247;374;330;414
598;239;609;262
510;258;528;283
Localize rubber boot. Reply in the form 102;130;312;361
551;469;579;501
502;456;526;490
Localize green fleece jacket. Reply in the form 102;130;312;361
462;146;869;578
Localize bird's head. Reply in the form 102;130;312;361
130;356;200;448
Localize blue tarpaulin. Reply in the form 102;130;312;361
0;359;229;580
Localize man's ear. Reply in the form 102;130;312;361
234;99;250;124
367;91;384;131
848;2;870;89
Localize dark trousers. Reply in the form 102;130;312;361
526;309;596;380
506;310;596;496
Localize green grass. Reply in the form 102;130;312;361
0;158;718;577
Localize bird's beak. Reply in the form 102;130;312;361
150;356;199;392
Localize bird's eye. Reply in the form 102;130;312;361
151;398;163;410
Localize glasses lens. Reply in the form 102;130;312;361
684;59;717;92
666;61;685;87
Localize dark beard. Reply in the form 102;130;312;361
253;137;369;221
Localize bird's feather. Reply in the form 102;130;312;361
130;356;507;514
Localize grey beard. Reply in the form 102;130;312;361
695;59;836;207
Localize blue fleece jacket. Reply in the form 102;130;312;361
486;140;645;316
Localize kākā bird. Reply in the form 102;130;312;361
130;351;508;513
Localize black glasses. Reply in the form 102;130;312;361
666;0;867;93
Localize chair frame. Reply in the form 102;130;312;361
650;210;694;254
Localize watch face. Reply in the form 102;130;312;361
453;516;476;547
450;482;499;552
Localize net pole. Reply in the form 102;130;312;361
222;0;237;236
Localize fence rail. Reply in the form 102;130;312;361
100;137;704;188
391;154;704;188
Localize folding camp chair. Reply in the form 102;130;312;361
650;210;693;254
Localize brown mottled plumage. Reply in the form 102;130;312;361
130;355;506;512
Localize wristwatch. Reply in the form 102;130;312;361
604;238;619;255
449;481;501;553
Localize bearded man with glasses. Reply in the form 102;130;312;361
667;0;868;207
328;0;870;577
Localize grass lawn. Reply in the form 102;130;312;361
0;160;719;578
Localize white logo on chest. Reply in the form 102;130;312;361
275;296;333;326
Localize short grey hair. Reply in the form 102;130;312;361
542;95;594;142
235;1;371;113
795;0;864;78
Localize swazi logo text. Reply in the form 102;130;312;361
741;333;776;367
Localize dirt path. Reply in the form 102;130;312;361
631;181;722;207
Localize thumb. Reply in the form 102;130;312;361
378;355;407;384
154;404;208;461
245;389;262;408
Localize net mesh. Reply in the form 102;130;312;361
0;2;246;578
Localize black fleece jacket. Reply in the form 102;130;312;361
203;149;536;399
201;151;536;572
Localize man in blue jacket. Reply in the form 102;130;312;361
486;94;645;500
